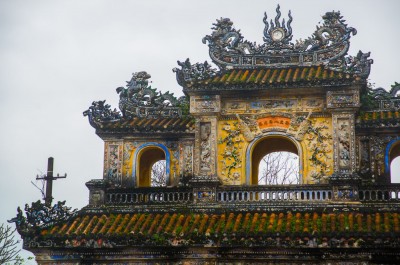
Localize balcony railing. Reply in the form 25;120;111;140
217;185;332;203
104;184;400;205
359;185;400;202
106;187;193;204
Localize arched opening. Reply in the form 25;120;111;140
389;141;400;183
249;135;300;185
138;147;166;187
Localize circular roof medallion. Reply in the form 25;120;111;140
271;28;285;41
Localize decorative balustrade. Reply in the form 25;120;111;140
216;185;332;203
359;184;400;202
106;187;193;204
104;184;400;205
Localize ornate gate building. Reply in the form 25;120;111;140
11;6;400;264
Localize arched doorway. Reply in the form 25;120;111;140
246;134;301;185
133;143;170;187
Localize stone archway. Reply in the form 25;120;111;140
246;133;302;185
133;143;170;187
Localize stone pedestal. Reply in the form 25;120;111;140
189;174;221;203
329;172;361;201
86;179;107;206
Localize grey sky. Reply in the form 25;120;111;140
1;0;399;260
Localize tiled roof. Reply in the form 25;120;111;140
357;111;400;128
41;212;399;239
184;66;359;89
93;117;195;133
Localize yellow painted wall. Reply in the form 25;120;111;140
217;116;333;185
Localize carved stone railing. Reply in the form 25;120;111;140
105;187;193;205
217;185;332;203
359;184;400;202
102;184;400;206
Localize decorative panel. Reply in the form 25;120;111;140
104;141;123;185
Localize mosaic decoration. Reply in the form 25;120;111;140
83;100;121;125
327;90;359;108
181;144;194;176
199;123;212;172
123;142;134;183
8;200;77;236
197;5;372;77
190;95;221;113
337;119;351;168
104;142;123;186
84;71;189;123
222;98;324;114
173;58;216;87
333;113;356;173
370;136;397;178
357;138;371;176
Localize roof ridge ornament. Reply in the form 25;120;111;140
262;4;293;50
195;6;372;79
84;71;189;124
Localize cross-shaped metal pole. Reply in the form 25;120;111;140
36;157;67;206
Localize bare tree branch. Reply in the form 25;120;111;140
258;152;299;185
151;160;166;187
0;223;22;265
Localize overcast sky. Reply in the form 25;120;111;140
1;0;399;260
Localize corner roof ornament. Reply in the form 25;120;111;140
84;71;189;125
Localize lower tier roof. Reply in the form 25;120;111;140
29;211;400;249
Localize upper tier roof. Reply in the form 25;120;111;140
182;65;358;91
83;71;193;134
174;6;373;90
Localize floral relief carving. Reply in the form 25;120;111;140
200;123;212;171
218;121;243;184
332;113;356;173
304;119;333;183
104;142;123;186
183;145;193;175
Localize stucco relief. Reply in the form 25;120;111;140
122;142;135;184
200;123;212;171
304;119;333;183
195;118;217;176
332;113;356;173
190;95;221;114
327;90;360;108
218;121;243;184
183;145;193;176
357;135;398;180
104;142;123;186
222;98;324;114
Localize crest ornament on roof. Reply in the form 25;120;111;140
177;5;372;83
262;4;293;50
